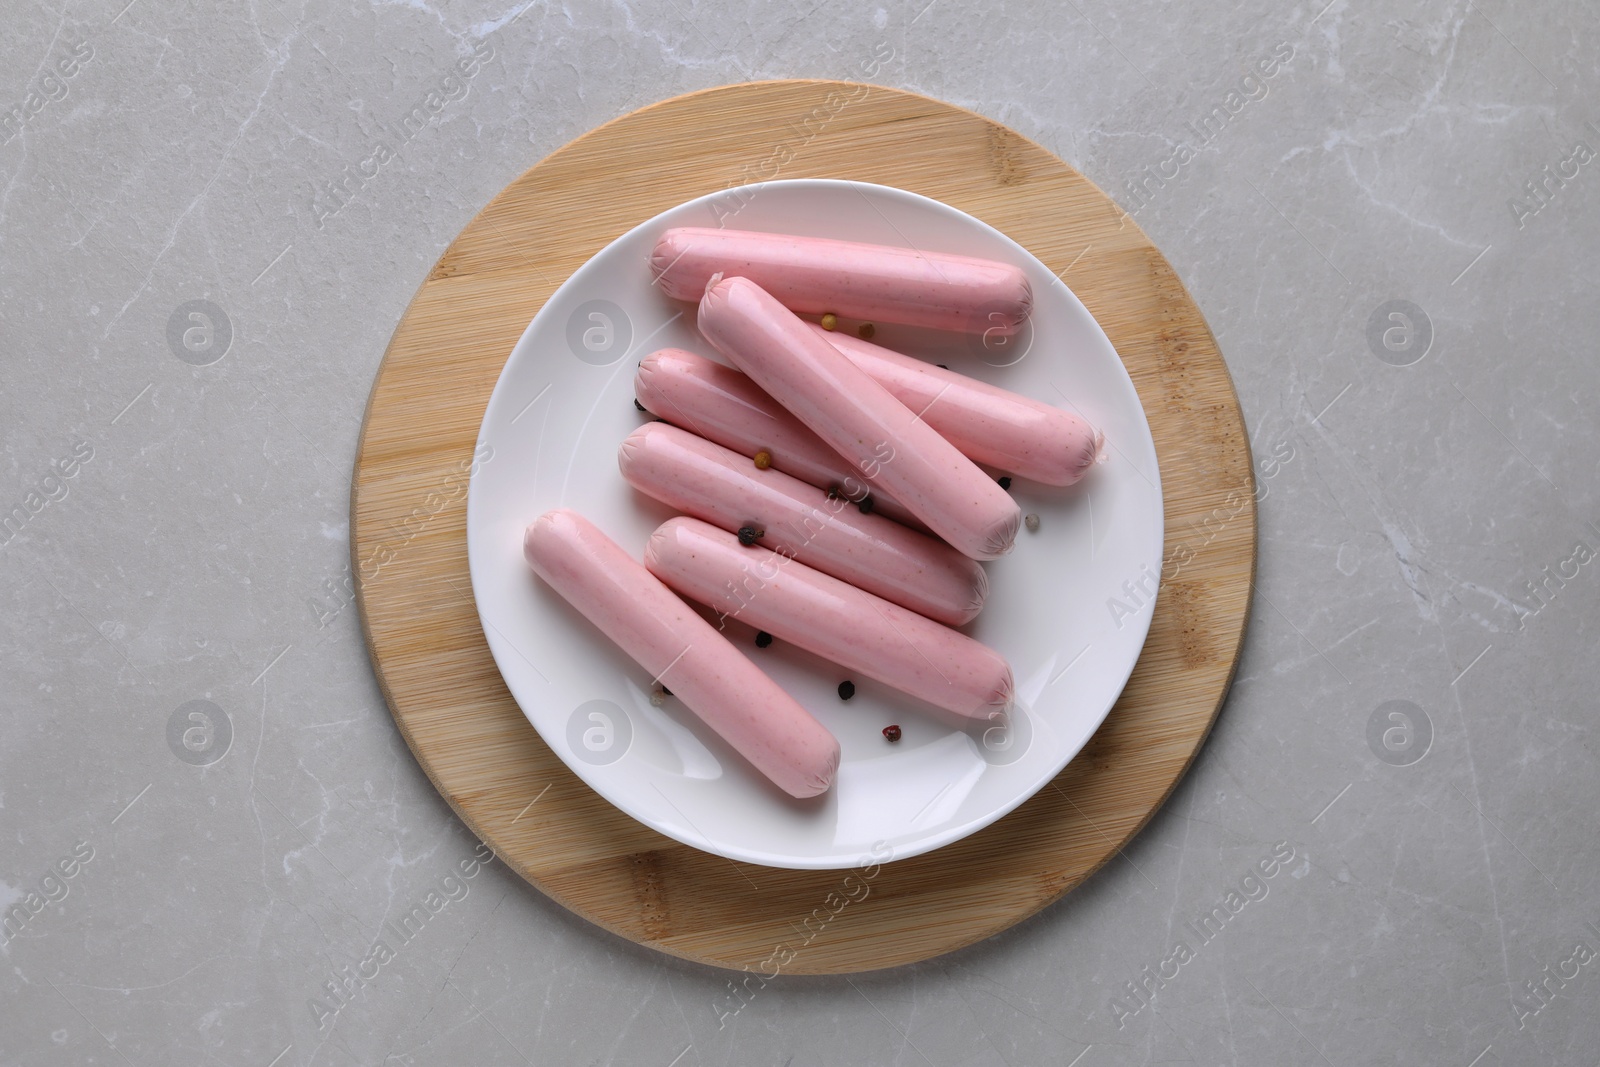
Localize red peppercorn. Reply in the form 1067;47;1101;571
882;724;902;742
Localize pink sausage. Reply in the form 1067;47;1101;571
635;348;926;531
618;422;988;626
698;277;1021;561
650;227;1031;336
645;518;1013;721
810;324;1105;487
522;509;839;798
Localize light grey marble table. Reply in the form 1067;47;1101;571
3;1;1596;1064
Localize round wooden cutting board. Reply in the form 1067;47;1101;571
351;80;1255;974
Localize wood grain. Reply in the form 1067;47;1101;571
351;80;1255;974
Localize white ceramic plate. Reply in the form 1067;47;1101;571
467;179;1163;870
